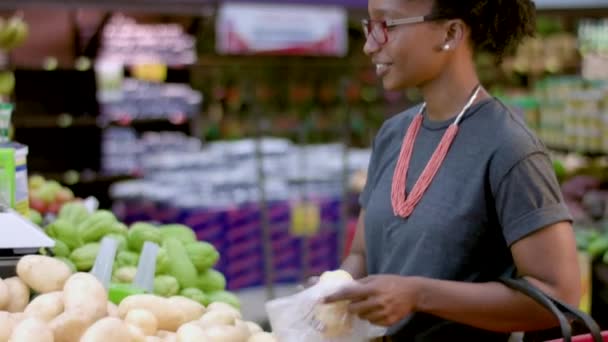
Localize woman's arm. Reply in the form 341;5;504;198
415;221;581;332
340;210;368;280
326;221;581;332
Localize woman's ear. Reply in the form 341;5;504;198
441;19;467;51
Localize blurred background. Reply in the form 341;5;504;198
0;0;606;329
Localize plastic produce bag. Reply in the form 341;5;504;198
265;272;386;342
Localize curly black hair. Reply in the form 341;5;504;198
431;0;537;60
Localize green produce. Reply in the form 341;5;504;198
208;291;240;309
153;275;180;297
0;16;29;51
155;248;169;275
45;218;82;250
185;242;220;272
159;224;197;244
128;223;162;252
55;257;77;273
602;250;608;265
106;234;128;252
115;251;140;268
113;267;138;284
28;209;43;226
180;288;209;306
109;222;128;236
78;210;118;243
58;202;90;226
69;243;101;271
576;229;600;251
51;239;71;258
164;238;198;289
196;269;226;292
587;236;608;259
0;71;15;96
39;239;70;258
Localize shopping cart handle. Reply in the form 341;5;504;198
546;331;608;342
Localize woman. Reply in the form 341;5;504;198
324;0;581;341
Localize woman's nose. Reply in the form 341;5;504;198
363;35;382;56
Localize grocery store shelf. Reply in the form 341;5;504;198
547;145;608;158
2;0;606;12
13;115;98;129
535;0;608;9
0;0;367;12
13;114;193;129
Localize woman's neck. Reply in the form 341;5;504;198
419;58;488;122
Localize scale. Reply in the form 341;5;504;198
0;204;54;278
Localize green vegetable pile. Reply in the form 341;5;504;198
576;226;608;263
42;203;239;308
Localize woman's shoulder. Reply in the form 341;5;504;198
480;98;551;178
374;104;422;143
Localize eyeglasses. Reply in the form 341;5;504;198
362;14;440;45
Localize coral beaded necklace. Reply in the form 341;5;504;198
391;85;483;218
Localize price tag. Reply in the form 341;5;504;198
131;62;167;83
290;201;321;237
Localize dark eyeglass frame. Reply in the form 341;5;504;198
361;14;442;45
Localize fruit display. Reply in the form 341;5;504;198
0;15;29;98
28;175;77;216
0;254;276;341
41;202;238;309
0;16;28;52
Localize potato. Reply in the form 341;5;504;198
157;330;177;342
4;277;29;312
107;302;119;318
207;302;241;318
49;311;91;342
0;280;9;310
17;255;72;293
203;324;250;342
168;296;205;324
127;323;146;342
80;317;131;342
313;270;354;338
199;310;238;328
10;312;26;324
63;273;107;321
248;332;277;342
119;295;184;332
235;320;262;335
24;291;64;322
145;337;163;342
125;309;158;336
244;321;263;335
176;322;209;342
10;317;53;342
0;311;16;342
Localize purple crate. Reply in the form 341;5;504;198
227;271;264;291
154;200;182;224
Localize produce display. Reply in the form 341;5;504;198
41;201;238;309
28;175;78;218
0;15;29;98
0;255;276;342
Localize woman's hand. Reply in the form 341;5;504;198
323;275;423;327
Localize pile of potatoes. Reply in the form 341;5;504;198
0;255;276;342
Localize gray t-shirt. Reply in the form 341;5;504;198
360;98;572;341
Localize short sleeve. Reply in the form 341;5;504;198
359;137;379;208
492;152;572;246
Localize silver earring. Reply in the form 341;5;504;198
443;44;450;51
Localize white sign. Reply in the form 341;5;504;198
216;3;348;56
